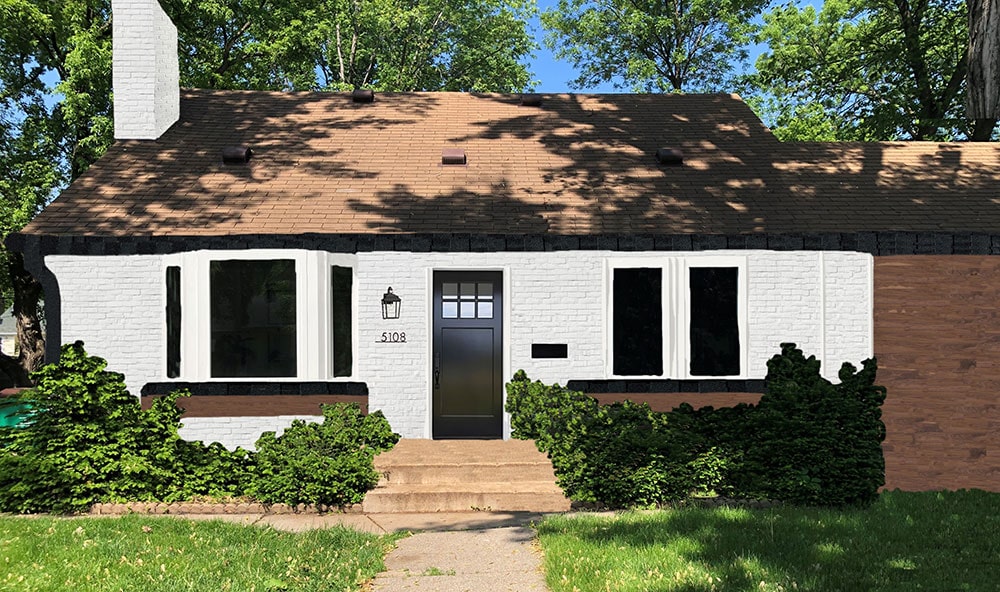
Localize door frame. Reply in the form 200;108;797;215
425;267;510;439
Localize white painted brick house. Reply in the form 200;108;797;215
10;0;1000;491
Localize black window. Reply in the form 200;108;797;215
331;265;353;377
613;268;663;376
165;266;181;378
210;260;296;377
689;267;740;376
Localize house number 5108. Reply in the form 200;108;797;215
380;331;406;343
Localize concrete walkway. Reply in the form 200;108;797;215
179;511;552;591
372;526;547;592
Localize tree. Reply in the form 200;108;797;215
967;0;1000;140
541;0;770;92
0;0;113;386
753;0;979;141
162;0;536;92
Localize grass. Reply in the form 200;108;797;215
0;514;398;592
537;490;1000;592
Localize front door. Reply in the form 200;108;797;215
432;271;503;438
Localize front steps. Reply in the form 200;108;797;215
362;439;571;513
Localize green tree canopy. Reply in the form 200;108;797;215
752;0;974;141
541;0;770;92
163;0;536;92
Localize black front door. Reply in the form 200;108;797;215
432;271;503;439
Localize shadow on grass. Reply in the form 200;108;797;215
538;490;1000;592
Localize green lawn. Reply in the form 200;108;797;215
537;490;1000;592
0;515;397;592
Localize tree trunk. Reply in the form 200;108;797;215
968;0;1000;138
971;117;998;140
0;253;45;386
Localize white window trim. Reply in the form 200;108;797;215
605;255;749;379
162;249;357;382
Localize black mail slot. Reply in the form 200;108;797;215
532;343;568;359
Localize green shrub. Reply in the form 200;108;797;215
249;403;399;508
0;342;249;513
741;343;886;506
507;372;697;507
506;343;886;508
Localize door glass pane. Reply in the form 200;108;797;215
460;301;476;318
612;268;663;376
477;283;493;299
210;260;296;377
331;266;353;377
460;283;476;299
442;302;459;318
477;301;494;319
690;267;740;376
443;283;458;299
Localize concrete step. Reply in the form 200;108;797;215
362;483;571;513
365;439;571;513
376;462;557;485
373;438;550;466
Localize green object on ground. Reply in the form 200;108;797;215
0;514;398;592
537;490;1000;592
0;399;31;428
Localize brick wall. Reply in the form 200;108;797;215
875;256;1000;491
44;249;872;448
46;254;165;398
112;0;179;139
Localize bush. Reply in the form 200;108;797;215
507;371;698;507
740;343;886;506
249;403;399;508
0;342;249;513
506;343;886;508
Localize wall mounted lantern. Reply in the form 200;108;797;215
381;287;401;320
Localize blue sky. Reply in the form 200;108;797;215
528;0;619;92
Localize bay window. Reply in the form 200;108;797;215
163;250;356;381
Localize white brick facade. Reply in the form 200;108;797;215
112;0;179;139
45;249;873;448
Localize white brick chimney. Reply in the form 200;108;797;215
112;0;180;140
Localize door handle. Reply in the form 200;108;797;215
434;368;440;389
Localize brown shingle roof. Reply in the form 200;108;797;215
21;89;1000;237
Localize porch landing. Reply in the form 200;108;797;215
362;439;571;513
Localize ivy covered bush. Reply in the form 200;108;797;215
0;342;400;513
0;342;249;513
249;404;399;508
740;343;887;506
506;343;886;508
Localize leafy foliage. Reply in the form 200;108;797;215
541;0;769;92
163;0;536;92
752;0;973;140
249;404;399;508
741;343;887;506
507;370;699;507
507;344;886;508
0;0;114;384
0;342;249;513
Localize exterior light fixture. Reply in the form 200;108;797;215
381;287;401;320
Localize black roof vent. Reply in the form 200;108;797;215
520;93;543;107
222;146;252;165
655;147;684;166
352;89;375;103
442;148;467;165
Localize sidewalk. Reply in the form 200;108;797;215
180;510;551;534
181;511;553;591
